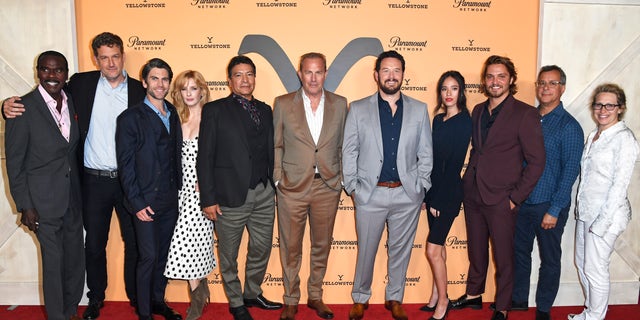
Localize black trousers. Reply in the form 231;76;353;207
83;172;138;303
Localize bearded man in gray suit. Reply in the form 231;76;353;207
342;50;433;320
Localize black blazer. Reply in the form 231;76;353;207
197;95;274;208
67;70;146;158
115;100;182;214
5;89;82;217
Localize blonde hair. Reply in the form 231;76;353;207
170;70;210;123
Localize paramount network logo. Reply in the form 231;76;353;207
190;36;231;49
208;273;223;284
451;39;491;52
324;274;354;286
452;0;491;11
387;0;429;9
322;0;361;9
263;273;284;286
445;235;468;249
238;35;383;93
125;0;166;8
256;0;298;7
384;274;421;287
331;237;358;250
190;0;229;8
206;80;229;92
465;83;483;95
448;273;468;285
127;36;166;51
388;36;427;52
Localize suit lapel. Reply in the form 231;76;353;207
292;90;316;146
32;91;71;144
227;96;251;152
368;94;384;157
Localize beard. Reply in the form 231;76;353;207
379;78;401;95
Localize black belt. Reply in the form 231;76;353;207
314;173;322;179
84;167;118;178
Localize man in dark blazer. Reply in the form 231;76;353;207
116;58;182;320
197;55;282;320
450;55;545;320
5;51;84;320
2;32;145;319
273;52;348;320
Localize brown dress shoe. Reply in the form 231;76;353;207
348;303;368;320
69;315;83;320
279;305;298;320
384;300;408;320
307;299;334;319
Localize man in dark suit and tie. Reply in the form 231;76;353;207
5;51;84;320
197;55;282;320
450;55;546;320
2;32;145;319
116;58;182;320
273;52;348;320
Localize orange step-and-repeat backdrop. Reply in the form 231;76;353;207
75;0;539;304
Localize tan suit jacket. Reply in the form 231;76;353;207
274;89;347;195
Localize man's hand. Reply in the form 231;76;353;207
429;207;440;217
135;206;155;222
509;200;516;210
541;213;558;230
3;96;25;118
20;208;40;232
203;204;222;221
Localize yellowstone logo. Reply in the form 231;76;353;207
338;197;355;211
191;0;230;8
384;274;421;287
452;0;491;12
208;273;223;284
125;0;166;8
239;34;383;93
190;36;231;50
401;79;427;92
448;273;467;285
384;241;424;250
387;0;429;9
127;36;166;51
256;0;298;7
263;273;284;286
388;36;427;52
331;237;358;250
322;0;361;9
324;274;354;286
451;39;491;52
445;235;467;249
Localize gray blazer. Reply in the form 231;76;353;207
342;92;433;204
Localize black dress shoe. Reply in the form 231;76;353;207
491;311;508;320
243;294;283;310
230;305;254;320
449;294;482;310
536;310;550;320
151;301;182;320
82;300;104;319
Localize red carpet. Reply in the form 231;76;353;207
1;302;638;320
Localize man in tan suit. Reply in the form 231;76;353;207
273;52;348;320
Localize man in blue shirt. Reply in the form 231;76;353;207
511;65;583;320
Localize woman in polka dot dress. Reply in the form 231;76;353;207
164;70;216;320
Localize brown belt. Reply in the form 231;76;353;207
376;181;402;188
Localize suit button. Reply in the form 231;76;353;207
315;149;318;153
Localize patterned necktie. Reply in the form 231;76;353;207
234;94;261;126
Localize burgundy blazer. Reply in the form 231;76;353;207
462;94;545;206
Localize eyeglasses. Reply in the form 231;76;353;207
592;103;620;111
535;80;563;88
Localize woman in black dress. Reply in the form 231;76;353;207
421;71;472;320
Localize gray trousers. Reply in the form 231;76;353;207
351;186;421;303
216;183;276;308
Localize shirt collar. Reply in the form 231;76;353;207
37;84;68;106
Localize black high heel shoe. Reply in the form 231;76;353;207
428;299;450;320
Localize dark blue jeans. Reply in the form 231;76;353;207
512;202;569;312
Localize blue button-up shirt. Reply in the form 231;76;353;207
378;93;403;183
525;103;583;217
144;97;171;133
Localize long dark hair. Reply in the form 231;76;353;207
434;70;469;115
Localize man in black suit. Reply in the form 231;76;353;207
197;55;282;320
116;58;182;320
2;32;145;319
5;51;84;320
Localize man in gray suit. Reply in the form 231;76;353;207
342;50;433;320
5;51;84;320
